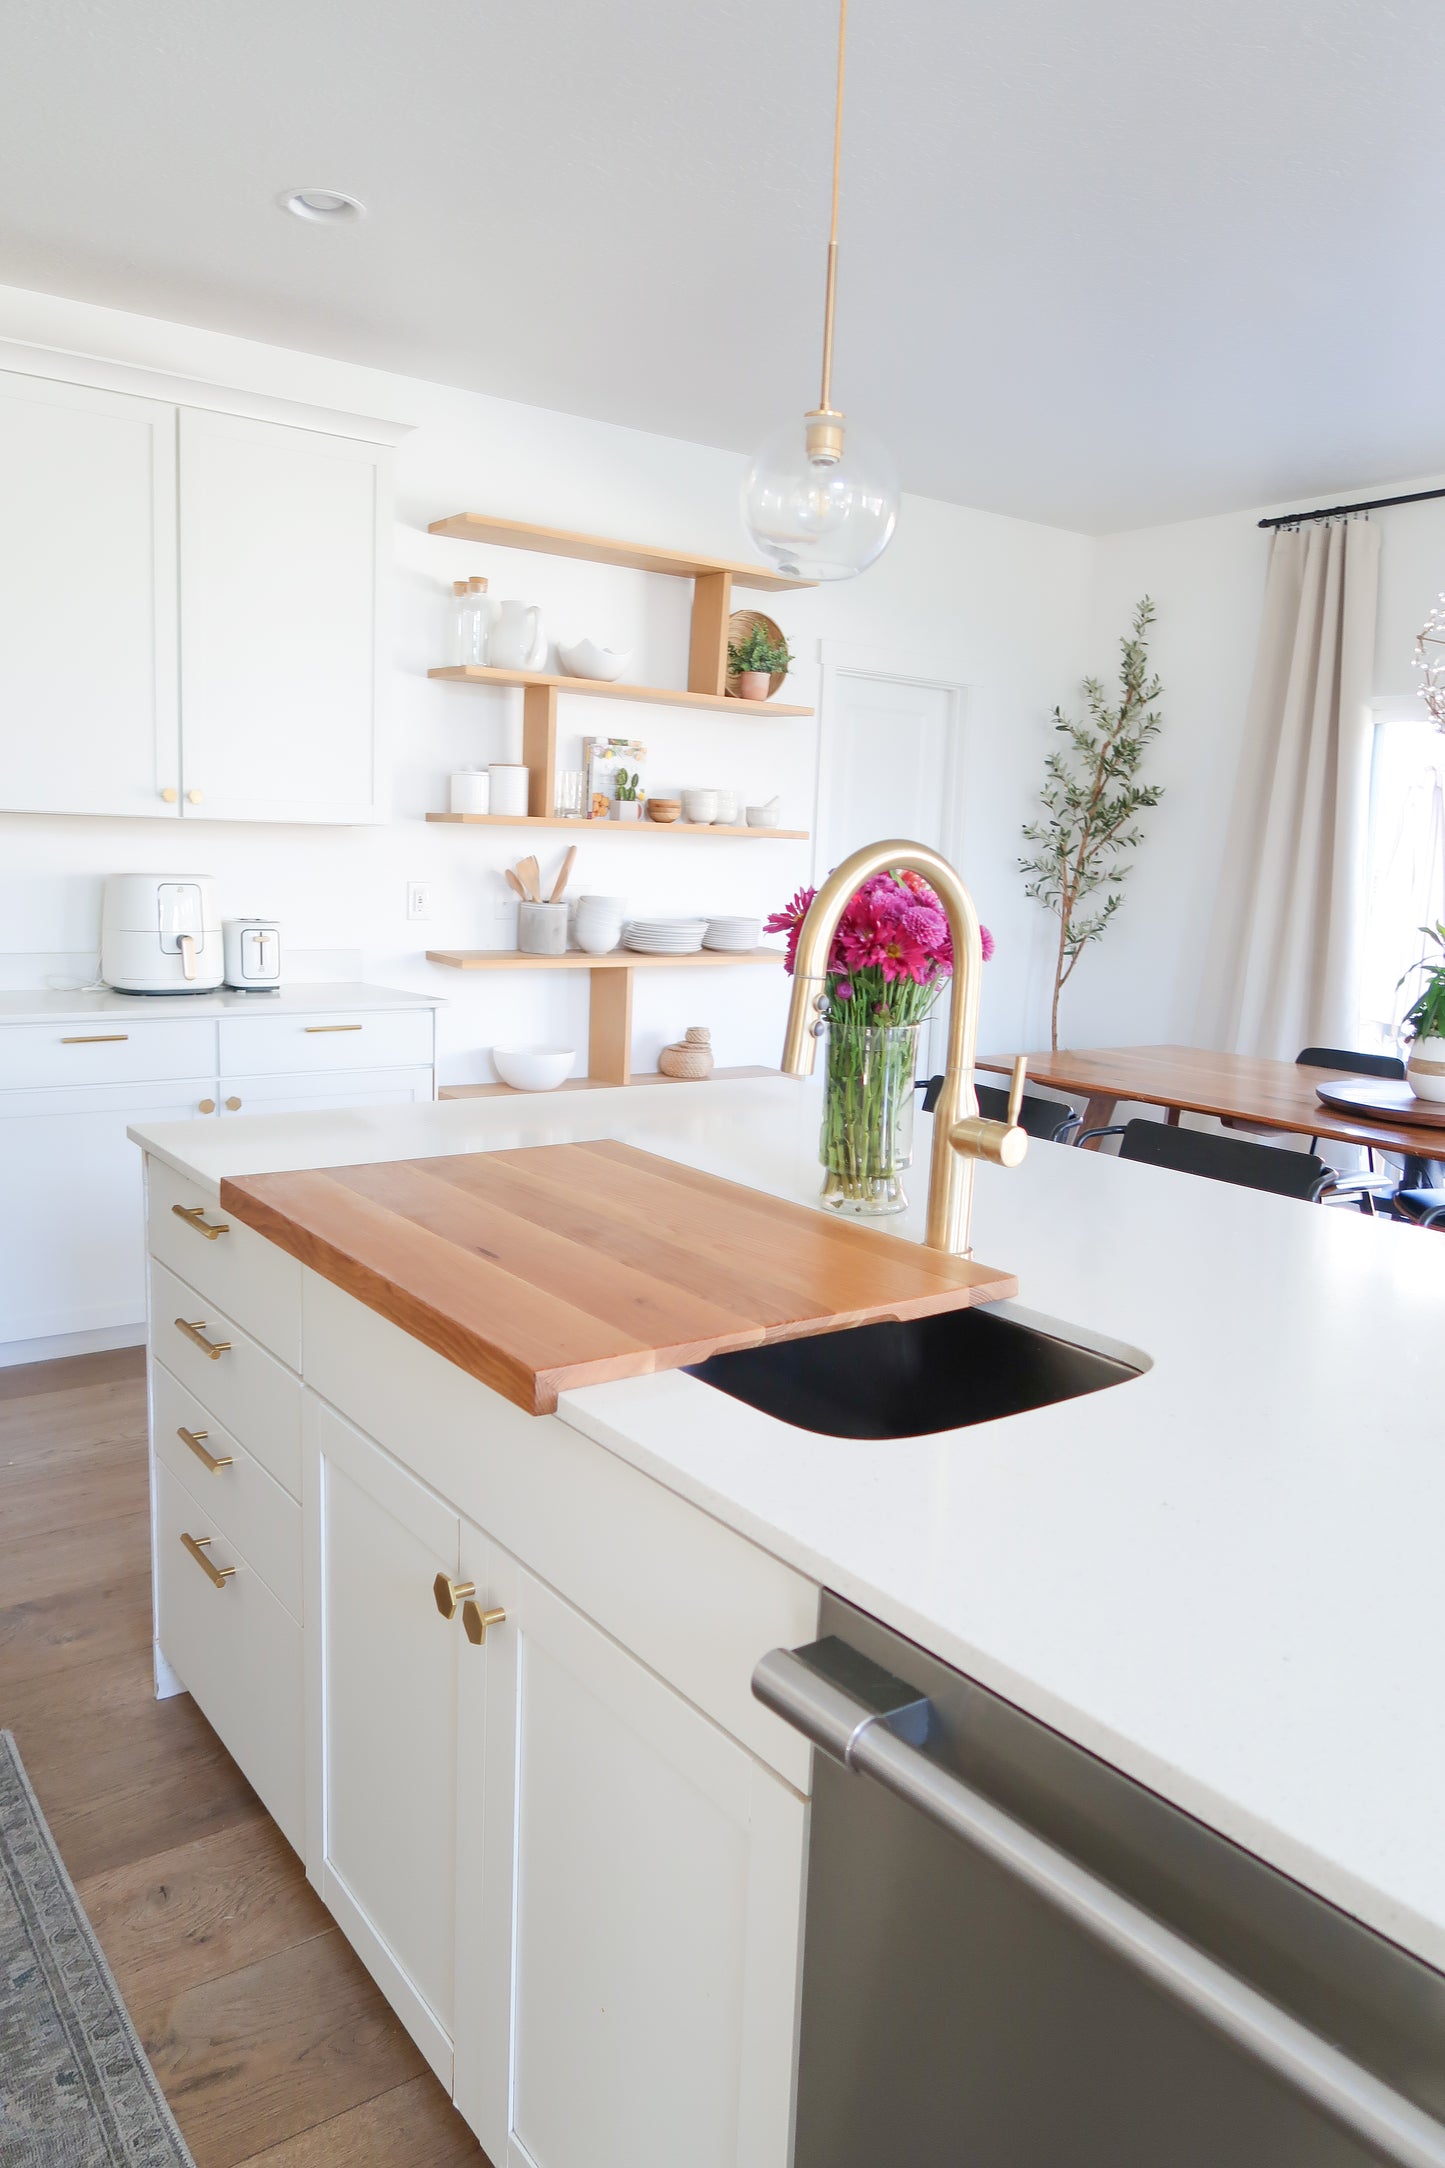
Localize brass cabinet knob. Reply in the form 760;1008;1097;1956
462;1599;507;1647
198;1098;216;1114
160;786;178;804
225;1095;242;1112
187;788;204;804
433;1571;476;1621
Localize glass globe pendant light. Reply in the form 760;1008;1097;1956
741;0;898;581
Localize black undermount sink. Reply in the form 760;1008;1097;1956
686;1304;1142;1440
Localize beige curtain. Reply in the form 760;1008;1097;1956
1208;517;1381;1059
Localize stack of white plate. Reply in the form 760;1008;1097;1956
702;916;762;952
624;918;708;954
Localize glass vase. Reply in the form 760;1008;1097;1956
819;1022;920;1216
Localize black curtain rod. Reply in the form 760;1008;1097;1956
1259;484;1445;529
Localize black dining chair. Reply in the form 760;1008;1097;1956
1074;1117;1389;1209
917;1075;1080;1142
1393;1187;1445;1230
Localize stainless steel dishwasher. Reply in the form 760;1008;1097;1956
755;1593;1445;2168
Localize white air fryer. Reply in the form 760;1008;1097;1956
101;874;223;993
223;918;283;991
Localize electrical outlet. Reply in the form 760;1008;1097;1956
406;881;432;921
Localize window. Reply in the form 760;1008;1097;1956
1358;700;1445;1054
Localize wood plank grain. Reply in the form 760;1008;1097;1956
231;2076;489;2168
977;1044;1445;1157
221;1141;1017;1416
0;1343;146;1400
0;1507;151;1604
78;1817;332;2012
141;1929;427;2168
0;1565;153;1685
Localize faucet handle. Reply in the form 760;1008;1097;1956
1006;1054;1028;1128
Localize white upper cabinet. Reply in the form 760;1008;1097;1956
0;372;179;816
178;410;385;824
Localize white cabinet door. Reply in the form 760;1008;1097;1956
219;1067;435;1118
178;410;384;824
0;1080;215;1342
0;371;179;816
309;1399;460;2086
455;1538;807;2168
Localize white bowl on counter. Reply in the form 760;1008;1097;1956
492;1045;576;1091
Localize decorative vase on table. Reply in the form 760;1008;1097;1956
766;870;995;1218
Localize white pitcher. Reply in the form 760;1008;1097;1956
489;599;547;671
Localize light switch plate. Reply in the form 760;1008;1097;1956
406;881;432;921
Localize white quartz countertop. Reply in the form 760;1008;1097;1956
128;1077;1445;1969
0;981;442;1026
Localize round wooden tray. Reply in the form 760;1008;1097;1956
1314;1076;1445;1129
725;608;787;700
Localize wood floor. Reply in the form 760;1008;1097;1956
0;1345;491;2168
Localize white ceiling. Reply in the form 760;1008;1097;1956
0;0;1440;533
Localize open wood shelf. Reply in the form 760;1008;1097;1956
439;1065;778;1100
427;512;815;594
424;944;784;1086
425;947;782;972
427;664;811;717
425;812;807;839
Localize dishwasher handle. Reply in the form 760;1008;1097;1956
754;1640;1445;2168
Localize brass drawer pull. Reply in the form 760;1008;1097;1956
433;1572;476;1620
181;1531;235;1587
172;1203;230;1241
304;1023;363;1033
178;1425;232;1473
175;1317;231;1359
61;1033;129;1045
462;1599;507;1647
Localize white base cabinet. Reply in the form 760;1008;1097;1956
145;1154;814;2168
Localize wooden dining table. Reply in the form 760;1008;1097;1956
974;1043;1445;1162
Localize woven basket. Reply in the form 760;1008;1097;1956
659;1026;714;1080
725;610;788;700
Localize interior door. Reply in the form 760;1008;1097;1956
0;370;179;816
178;409;384;823
817;669;963;1072
310;1399;460;2086
453;1535;806;2168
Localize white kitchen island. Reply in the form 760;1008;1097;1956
128;1076;1445;2168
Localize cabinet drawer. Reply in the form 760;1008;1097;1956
147;1155;301;1365
154;1457;304;1852
150;1256;302;1495
0;1017;215;1090
219;1066;434;1118
153;1360;302;1611
219;1009;432;1077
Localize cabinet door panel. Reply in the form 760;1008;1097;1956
456;1545;806;2168
218;1067;434;1118
0;1080;214;1343
311;1399;459;2083
0;371;179;816
178;410;384;824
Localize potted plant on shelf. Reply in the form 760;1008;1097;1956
727;621;795;701
611;768;643;821
1401;922;1445;1103
766;873;994;1216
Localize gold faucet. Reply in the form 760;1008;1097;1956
781;839;1028;1256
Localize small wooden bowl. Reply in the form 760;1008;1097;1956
647;798;682;823
725;609;788;700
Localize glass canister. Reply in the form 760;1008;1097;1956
818;1021;921;1215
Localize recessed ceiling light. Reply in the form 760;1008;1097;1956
279;188;366;224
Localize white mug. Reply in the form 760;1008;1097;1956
489;764;530;817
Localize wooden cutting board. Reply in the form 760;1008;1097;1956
219;1141;1018;1416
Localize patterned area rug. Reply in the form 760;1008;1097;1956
0;1730;193;2165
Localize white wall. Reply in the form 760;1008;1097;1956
0;284;1095;1081
1072;474;1445;1050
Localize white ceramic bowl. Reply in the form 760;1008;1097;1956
681;788;719;824
557;638;633;682
492;1045;576;1092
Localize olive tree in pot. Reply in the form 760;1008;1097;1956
1401;922;1445;1102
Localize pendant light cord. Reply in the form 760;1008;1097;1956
819;0;847;416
